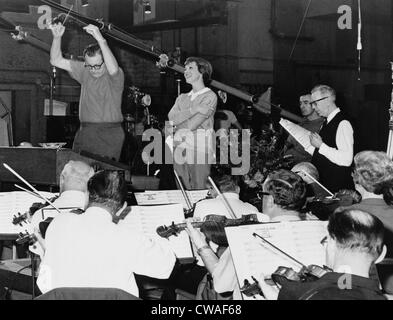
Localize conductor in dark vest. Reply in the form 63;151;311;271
309;85;354;192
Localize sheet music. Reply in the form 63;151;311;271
135;190;209;209
280;119;316;154
0;191;56;235
120;203;193;260
225;220;328;299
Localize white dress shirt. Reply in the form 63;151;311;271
193;192;269;222
317;108;354;166
37;207;176;297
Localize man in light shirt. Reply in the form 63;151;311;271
29;160;94;258
193;166;267;222
37;171;176;297
309;85;354;192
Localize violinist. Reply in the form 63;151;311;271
291;162;328;198
262;170;308;222
347;151;393;293
28;160;94;257
37;171;176;297
258;208;387;300
183;169;309;300
193;165;267;222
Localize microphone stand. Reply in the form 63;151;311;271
173;169;194;217
49;66;56;116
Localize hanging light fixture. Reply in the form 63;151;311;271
81;0;89;7
144;1;151;14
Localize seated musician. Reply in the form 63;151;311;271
28;160;94;257
185;169;308;300
348;151;393;236
193;165;268;222
346;150;393;293
37;171;176;298
258;208;387;300
291;162;327;198
262;169;308;221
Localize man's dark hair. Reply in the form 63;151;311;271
185;57;213;85
329;208;384;260
83;43;102;59
210;165;239;193
264;169;307;211
88;171;127;213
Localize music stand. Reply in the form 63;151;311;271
0;96;14;146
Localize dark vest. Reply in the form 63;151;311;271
312;111;354;192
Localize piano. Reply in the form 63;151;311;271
0;147;131;186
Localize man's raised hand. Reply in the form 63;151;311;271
83;24;105;43
49;22;65;38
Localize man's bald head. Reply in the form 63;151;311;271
60;161;95;193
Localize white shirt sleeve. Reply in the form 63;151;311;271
211;248;238;294
319;120;353;166
131;235;177;279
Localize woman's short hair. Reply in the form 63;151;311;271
353;151;393;203
185;57;213;85
264;169;307;211
329;208;384;260
210;165;239;193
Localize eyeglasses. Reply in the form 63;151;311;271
320;236;328;246
310;96;330;106
84;61;104;70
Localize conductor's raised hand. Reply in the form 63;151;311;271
49;22;65;38
83;24;105;42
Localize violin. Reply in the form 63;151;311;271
12;195;60;227
271;265;332;286
306;189;361;221
240;232;333;299
156;214;260;239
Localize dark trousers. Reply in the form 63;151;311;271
73;122;125;161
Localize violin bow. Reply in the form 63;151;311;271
253;232;306;268
299;170;334;197
207;176;237;219
173;169;193;212
3;163;61;213
14;184;41;199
